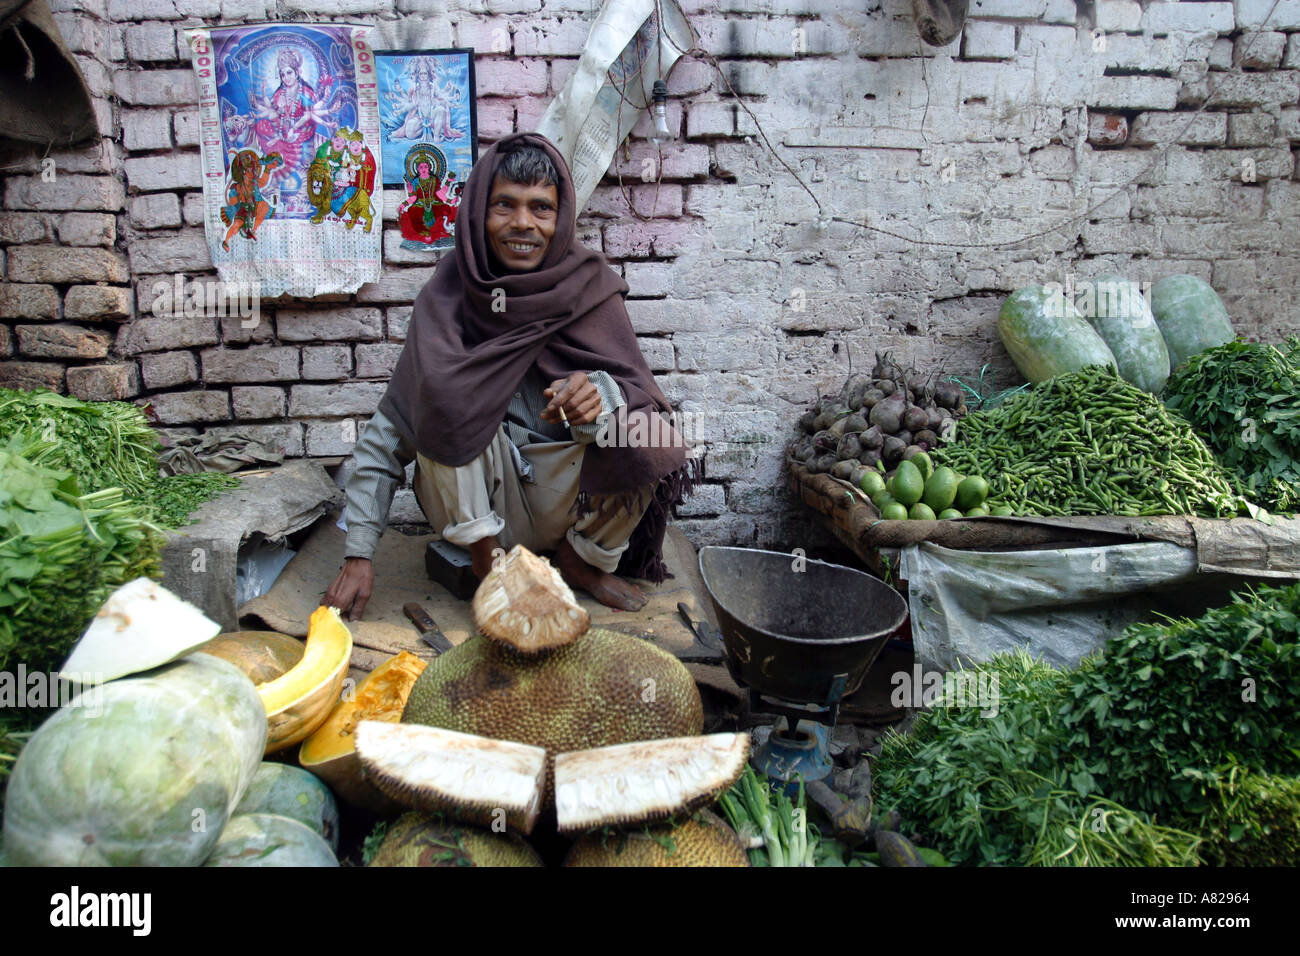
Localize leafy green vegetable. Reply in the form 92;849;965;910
876;582;1300;865
718;765;820;866
874;652;1202;866
360;820;389;865
151;473;241;529
1164;339;1300;513
0;435;162;678
1198;765;1300;867
0;388;160;499
1059;580;1300;820
0;388;239;530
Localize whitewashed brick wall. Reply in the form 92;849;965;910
3;0;1300;551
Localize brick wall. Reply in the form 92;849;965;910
3;0;1299;550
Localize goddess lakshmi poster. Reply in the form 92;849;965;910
186;23;382;296
375;49;477;251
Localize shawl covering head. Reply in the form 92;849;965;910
378;131;697;581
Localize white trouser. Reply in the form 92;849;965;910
412;424;653;573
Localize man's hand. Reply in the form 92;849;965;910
324;556;374;621
542;371;602;427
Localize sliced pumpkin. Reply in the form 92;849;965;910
195;631;306;685
299;650;427;811
257;605;352;754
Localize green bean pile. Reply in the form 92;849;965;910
933;365;1244;518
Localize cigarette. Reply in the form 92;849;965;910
559;405;569;428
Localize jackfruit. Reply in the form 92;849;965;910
402;628;703;800
472;544;588;653
368;812;543;868
355;723;547;834
555;733;750;833
563;810;749;867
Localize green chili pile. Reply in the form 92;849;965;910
933;365;1243;518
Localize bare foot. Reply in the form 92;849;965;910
555;538;647;611
468;535;502;581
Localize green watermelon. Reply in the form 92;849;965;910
233;763;340;852
2;654;266;866
1076;275;1171;393
1149;275;1234;370
998;285;1117;384
203;813;338;867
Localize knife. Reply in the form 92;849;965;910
403;602;453;655
675;602;725;662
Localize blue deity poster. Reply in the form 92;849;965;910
185;23;382;296
375;49;477;251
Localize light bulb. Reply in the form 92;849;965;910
648;79;672;146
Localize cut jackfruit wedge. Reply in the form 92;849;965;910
554;733;751;833
471;544;588;653
355;722;547;835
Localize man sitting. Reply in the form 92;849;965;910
324;132;695;620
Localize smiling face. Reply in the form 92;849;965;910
485;174;558;273
348;139;364;157
331;132;345;152
280;65;298;89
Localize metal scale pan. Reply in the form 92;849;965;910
698;547;909;783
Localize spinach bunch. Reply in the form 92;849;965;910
1164;339;1300;513
0;388;160;499
872;652;1199;866
1059;581;1300;822
0;388;238;530
0;436;161;677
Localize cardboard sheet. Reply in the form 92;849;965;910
238;518;728;683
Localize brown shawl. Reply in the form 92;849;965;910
378;131;697;581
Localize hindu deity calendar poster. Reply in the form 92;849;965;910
185;23;383;296
375;49;477;251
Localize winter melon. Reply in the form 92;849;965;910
2;654;266;866
998;285;1117;384
1149;275;1234;370
1075;275;1171;393
203;813;337;867
233;763;339;852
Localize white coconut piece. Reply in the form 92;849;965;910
554;733;752;833
355;722;547;835
471;544;589;653
58;577;222;685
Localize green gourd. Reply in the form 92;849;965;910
998;285;1117;384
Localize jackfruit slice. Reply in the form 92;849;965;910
402;629;704;804
471;544;588;653
354;722;546;834
555;733;750;833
